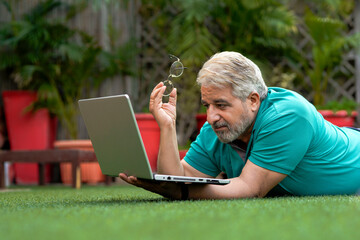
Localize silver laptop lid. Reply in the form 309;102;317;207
78;94;154;179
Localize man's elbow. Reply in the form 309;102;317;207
235;181;267;199
245;190;266;198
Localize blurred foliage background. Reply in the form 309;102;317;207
0;0;359;144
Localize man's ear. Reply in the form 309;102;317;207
248;92;261;112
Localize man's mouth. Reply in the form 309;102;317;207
215;126;227;131
212;122;229;131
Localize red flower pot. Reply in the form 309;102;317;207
318;110;358;127
135;113;160;171
2;90;54;184
196;113;207;134
179;149;188;160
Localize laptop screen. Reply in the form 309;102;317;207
78;94;154;179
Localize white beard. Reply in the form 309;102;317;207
211;106;253;143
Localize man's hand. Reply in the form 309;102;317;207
149;82;177;129
119;173;182;200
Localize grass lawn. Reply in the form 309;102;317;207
0;184;359;240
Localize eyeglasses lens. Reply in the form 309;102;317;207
170;61;184;77
163;80;174;96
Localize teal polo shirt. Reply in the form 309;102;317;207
184;87;360;195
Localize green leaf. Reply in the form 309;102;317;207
58;43;84;62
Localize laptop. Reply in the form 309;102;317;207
78;94;230;185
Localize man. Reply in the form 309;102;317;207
120;51;360;200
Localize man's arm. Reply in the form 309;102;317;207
188;160;287;199
119;160;287;199
149;82;184;175
149;82;212;177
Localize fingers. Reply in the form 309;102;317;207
168;87;177;106
149;82;178;115
149;83;166;113
150;82;177;101
119;173;181;200
119;173;154;190
150;82;166;100
119;173;130;183
119;173;139;185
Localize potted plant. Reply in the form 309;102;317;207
1;91;54;184
317;98;358;127
296;10;360;127
0;0;66;183
0;0;130;184
301;10;360;106
0;0;127;138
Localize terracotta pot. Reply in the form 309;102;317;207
54;140;105;184
318;110;358;127
2;90;53;184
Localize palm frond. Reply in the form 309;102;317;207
258;6;297;37
58;43;85;62
0;0;12;13
168;0;219;66
305;10;344;45
24;0;62;23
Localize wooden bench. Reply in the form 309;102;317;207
0;149;112;189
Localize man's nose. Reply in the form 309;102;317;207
207;106;220;125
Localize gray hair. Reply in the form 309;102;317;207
196;51;268;101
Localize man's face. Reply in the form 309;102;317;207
201;85;256;143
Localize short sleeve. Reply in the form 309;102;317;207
249;112;314;175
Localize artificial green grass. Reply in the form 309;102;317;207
1;185;359;240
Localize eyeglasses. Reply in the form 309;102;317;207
163;54;185;97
